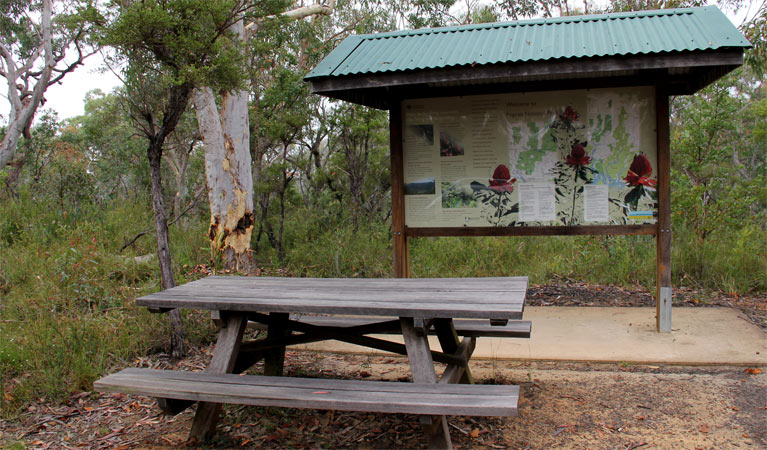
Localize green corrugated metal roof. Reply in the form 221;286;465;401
306;6;750;79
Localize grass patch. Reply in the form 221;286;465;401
0;194;211;416
0;194;764;416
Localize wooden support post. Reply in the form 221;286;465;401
401;317;452;450
189;313;248;441
433;318;474;384
656;83;672;332
264;312;291;376
390;102;410;278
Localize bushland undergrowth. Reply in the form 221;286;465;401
1;193;765;416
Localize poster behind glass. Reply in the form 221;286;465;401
402;87;658;228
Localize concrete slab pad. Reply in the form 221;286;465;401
294;307;767;365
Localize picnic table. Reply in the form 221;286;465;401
95;276;531;449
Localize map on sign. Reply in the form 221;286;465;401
402;87;658;228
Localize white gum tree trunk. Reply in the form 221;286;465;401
194;19;255;271
194;89;254;270
195;3;335;270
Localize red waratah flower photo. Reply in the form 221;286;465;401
560;106;579;123
624;153;657;187
565;143;591;167
489;164;516;192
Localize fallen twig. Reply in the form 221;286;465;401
449;422;470;435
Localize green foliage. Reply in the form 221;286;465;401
64;90;150;200
279;212;393;278
410;234;657;287
2;0;766;419
0;0;101;59
673;222;767;293
100;0;246;91
740;2;766;77
0;193;213;416
671;69;766;242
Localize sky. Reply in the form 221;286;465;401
0;1;757;124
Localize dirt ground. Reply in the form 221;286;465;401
1;348;765;450
1;282;764;449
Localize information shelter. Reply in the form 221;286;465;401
305;6;750;331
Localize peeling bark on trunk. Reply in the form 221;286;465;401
194;84;254;270
194;5;336;270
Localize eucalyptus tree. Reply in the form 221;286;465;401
193;0;336;270
101;0;248;358
65;90;149;201
670;68;766;241
0;0;100;170
327;102;388;231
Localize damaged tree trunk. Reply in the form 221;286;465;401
194;5;336;271
194;39;254;271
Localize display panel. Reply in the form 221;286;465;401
402;87;658;228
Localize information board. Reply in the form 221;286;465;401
402;87;658;228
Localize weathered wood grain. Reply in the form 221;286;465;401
187;278;522;287
401;317;452;449
264;313;290;376
94;368;520;417
136;292;525;320
247;316;532;338
439;337;476;385
189;313;247;441
390;103;410;278
656;83;672;333
143;288;526;303
434;319;473;384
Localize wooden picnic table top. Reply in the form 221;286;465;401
137;275;528;320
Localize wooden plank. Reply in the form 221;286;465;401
390;102;410;278
192;275;528;283
106;367;514;394
450;320;531;338
246;314;402;336
406;224;656;237
135;297;525;321
94;368;520;417
264;313;290;376
245;313;465;366
655;83;672;333
189;313;248;441
434;319;473;384
439;337;476;385
188;276;529;290
246;317;532;338
170;276;527;292
401;317;452;449
142;288;527;303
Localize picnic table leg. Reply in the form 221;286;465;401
433;318;474;385
188;313;248;442
264;312;291;376
400;317;453;450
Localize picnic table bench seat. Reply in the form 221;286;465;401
95;276;529;448
95;368;520;417
247;315;532;339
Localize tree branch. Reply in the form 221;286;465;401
245;0;336;30
120;185;206;252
